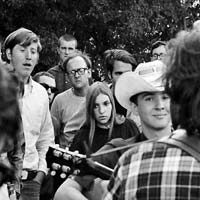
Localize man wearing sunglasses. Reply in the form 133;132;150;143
33;71;57;106
51;51;91;148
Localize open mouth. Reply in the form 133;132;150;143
23;63;31;67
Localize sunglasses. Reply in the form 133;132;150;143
40;83;58;93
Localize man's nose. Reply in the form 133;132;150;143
25;50;31;59
155;98;165;110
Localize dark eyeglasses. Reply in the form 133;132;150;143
152;53;166;60
67;68;88;77
40;83;58;93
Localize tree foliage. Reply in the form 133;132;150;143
0;0;199;80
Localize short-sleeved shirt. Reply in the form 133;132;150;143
104;140;200;200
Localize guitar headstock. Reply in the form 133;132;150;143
46;144;86;179
46;144;114;180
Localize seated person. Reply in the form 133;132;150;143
70;81;139;154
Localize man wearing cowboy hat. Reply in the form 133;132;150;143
115;59;171;140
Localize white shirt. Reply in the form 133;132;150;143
22;78;54;174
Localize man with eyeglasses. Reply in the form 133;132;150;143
151;41;167;62
51;51;91;148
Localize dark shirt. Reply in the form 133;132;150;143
70;119;140;155
48;64;71;94
93;132;147;169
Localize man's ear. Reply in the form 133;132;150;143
87;68;92;78
6;49;11;61
131;103;139;116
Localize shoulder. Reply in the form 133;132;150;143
32;80;48;97
53;88;72;101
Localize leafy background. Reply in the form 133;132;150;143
0;0;199;81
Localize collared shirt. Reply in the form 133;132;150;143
21;78;54;174
104;140;200;200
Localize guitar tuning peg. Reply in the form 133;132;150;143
62;165;71;173
50;170;56;176
53;150;62;157
73;169;80;175
60;173;67;179
52;163;61;170
63;153;72;160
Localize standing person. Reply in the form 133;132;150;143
51;51;91;148
150;40;167;61
103;49;140;129
0;66;21;200
2;27;54;200
48;33;77;93
104;29;200;200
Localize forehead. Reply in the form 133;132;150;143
152;45;166;55
59;39;76;48
95;93;110;103
67;56;87;70
113;60;132;72
14;42;38;50
138;91;167;99
38;75;55;85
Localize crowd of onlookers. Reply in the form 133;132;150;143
1;19;200;200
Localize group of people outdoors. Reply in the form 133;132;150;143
0;19;200;200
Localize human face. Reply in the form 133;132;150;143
58;39;76;63
38;75;56;104
136;92;171;131
151;45;167;61
7;43;39;82
66;56;90;89
94;93;112;128
110;60;132;86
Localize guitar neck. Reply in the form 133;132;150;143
79;158;113;180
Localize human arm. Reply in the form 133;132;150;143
51;96;62;144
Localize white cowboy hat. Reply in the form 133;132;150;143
115;60;167;110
